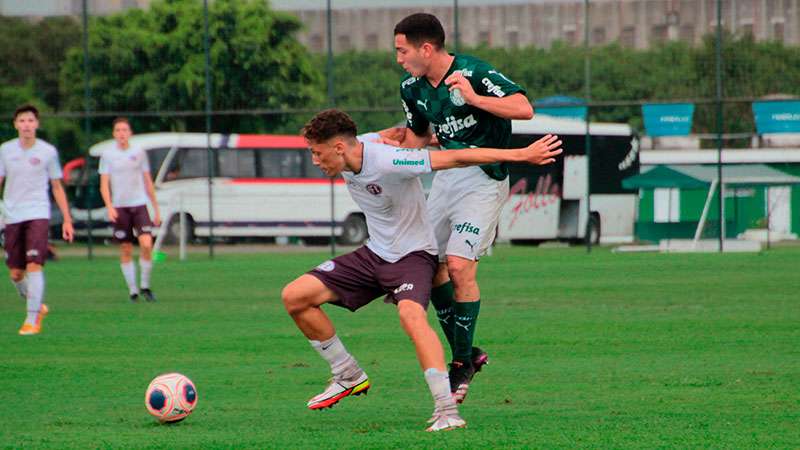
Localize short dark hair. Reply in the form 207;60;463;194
14;104;39;120
394;13;445;49
302;109;358;143
112;117;131;128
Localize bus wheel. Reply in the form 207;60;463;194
338;214;368;245
588;213;601;245
165;213;195;245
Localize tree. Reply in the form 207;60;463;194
59;0;324;135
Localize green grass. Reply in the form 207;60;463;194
1;245;799;449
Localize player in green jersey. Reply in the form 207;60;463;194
391;13;534;403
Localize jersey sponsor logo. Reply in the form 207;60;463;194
29;157;41;165
454;222;480;235
401;77;418;88
482;77;506;97
436;114;478;137
114;230;127;239
316;260;335;272
365;183;383;195
459;69;474;77
392;159;426;166
416;99;429;111
393;283;415;294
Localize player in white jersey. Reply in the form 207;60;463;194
99;118;162;303
0;104;74;335
281;109;560;431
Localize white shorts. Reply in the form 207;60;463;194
427;166;510;262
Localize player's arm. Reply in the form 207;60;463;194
50;179;74;242
99;174;117;223
143;172;161;226
429;134;561;171
444;68;533;120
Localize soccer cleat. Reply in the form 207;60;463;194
471;346;489;373
141;289;157;303
449;361;476;404
307;371;370;410
36;304;49;326
425;412;466;432
130;293;139;303
18;322;40;336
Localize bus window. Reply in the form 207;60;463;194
302;151;327;179
165;148;210;180
146;147;171;177
219;149;256;178
258;150;304;178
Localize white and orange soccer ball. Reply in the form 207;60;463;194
145;372;198;423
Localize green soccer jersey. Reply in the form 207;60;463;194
400;53;526;180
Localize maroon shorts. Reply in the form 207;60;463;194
308;246;438;312
3;219;50;269
113;205;153;243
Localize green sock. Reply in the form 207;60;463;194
453;300;481;365
430;281;456;352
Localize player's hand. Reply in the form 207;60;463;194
153;213;162;227
377;127;406;146
62;221;74;243
107;206;118;223
444;71;477;105
522;134;563;165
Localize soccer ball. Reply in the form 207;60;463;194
145;372;198;423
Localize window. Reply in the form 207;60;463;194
679;25;695;42
773;22;784;42
166;148;210;180
365;33;379;50
258;150;304;178
337;35;352;51
592;27;606;44
652;25;668;43
146;147;171;178
507;30;519;48
218;149;256;178
478;31;490;45
621;26;636;47
310;34;323;52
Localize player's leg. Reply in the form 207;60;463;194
443;169;509;402
135;207;156;302
4;222;28;301
115;208;139;301
426;173;458;356
396;300;465;431
283;275;370;409
19;220;50;335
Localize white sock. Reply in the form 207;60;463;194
310;335;360;379
25;271;44;325
424;368;458;415
12;277;28;300
120;262;138;295
139;258;152;290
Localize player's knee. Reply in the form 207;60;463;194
120;243;134;256
281;282;310;316
446;258;476;284
9;270;24;282
397;301;427;330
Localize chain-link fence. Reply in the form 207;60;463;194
2;0;799;257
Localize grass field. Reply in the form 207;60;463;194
1;245;799;449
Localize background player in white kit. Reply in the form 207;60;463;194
0;104;74;335
99;117;162;302
281;109;560;431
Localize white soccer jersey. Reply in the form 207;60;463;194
0;138;63;224
343;139;438;263
98;144;151;207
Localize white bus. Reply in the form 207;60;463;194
498;115;640;244
67;133;368;244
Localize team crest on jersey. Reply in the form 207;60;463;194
114;230;127;239
316;260;335;272
449;89;466;106
29;157;41;165
365;184;383;196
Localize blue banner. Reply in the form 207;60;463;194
642;103;694;137
535;96;587;121
752;101;800;134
